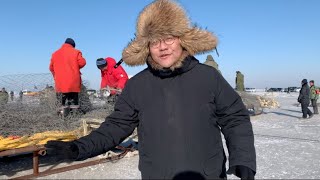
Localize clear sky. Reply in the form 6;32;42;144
0;0;319;89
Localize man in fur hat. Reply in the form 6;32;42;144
45;0;256;179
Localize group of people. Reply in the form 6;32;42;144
49;38;129;112
298;79;319;119
0;88;27;104
0;88;17;103
45;0;256;179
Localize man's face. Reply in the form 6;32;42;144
149;36;183;68
310;82;314;86
99;65;107;71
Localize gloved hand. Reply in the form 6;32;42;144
116;88;123;93
45;140;79;161
228;165;255;179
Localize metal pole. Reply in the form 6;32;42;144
0;145;45;157
11;145;134;179
33;151;39;175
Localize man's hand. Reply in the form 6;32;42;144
228;165;255;179
116;88;122;93
45;140;79;161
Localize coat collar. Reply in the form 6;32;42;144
147;55;198;78
62;43;74;48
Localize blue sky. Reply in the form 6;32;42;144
0;0;319;89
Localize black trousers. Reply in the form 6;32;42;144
301;102;313;118
56;92;79;106
311;99;318;114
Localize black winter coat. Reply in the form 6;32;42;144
298;83;310;104
74;56;256;179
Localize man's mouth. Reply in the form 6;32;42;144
159;54;170;59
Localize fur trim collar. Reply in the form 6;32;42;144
147;55;198;78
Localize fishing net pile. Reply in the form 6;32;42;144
238;91;281;116
257;96;280;108
238;91;264;116
0;73;114;151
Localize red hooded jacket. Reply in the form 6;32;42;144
100;57;128;93
49;44;86;93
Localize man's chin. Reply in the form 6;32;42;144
160;64;173;69
158;60;173;68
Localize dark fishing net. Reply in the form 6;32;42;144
237;91;264;116
0;73;113;137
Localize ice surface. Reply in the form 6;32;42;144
1;92;319;179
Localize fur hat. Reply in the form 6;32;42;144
122;0;218;67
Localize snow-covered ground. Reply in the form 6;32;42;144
1;92;319;179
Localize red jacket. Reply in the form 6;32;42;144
100;57;128;93
49;44;86;93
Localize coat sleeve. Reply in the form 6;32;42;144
298;90;302;102
77;52;86;69
49;57;54;76
113;67;129;89
73;80;139;160
213;72;256;174
100;71;107;89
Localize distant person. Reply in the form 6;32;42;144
19;90;23;101
236;71;245;91
49;38;86;113
1;87;7;93
309;80;319;114
0;87;9;105
10;91;14;101
203;55;221;74
96;57;128;101
298;79;313;119
45;1;256;179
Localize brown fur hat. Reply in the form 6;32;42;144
122;0;218;67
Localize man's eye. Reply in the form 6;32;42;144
150;41;159;47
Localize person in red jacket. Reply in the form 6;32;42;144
96;57;128;97
49;38;86;112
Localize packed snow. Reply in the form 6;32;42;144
0;92;319;179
